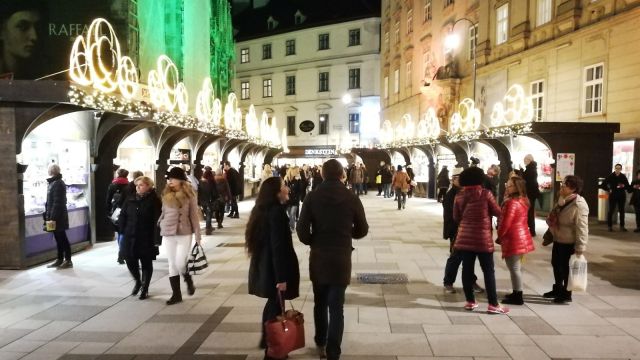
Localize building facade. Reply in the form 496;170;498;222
233;2;382;152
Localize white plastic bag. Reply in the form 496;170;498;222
568;254;588;292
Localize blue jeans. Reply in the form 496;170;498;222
286;204;299;230
383;183;391;198
460;251;498;306
313;283;347;360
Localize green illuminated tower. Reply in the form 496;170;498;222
210;0;235;98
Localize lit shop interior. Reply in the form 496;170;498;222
115;129;156;180
19;112;92;260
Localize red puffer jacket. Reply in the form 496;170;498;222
453;186;501;253
497;197;535;258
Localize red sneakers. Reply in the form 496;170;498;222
487;304;510;314
464;301;479;311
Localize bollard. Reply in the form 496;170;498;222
598;177;608;222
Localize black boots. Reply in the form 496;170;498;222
166;275;182;305
554;289;573;304
502;291;524;305
47;259;63;268
184;273;196;296
139;269;151;300
543;284;559;299
131;276;142;296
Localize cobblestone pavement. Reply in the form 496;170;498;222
1;195;640;360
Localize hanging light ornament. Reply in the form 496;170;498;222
490;84;534;127
245;105;259;138
450;98;481;134
224;93;242;130
195;77;222;128
417;107;441;139
148;55;189;114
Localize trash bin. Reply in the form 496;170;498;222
598;177;608;222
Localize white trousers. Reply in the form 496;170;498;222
163;235;192;277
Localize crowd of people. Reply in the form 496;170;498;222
40;153;599;360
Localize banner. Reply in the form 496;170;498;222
0;0;130;80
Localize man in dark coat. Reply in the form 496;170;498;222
602;163;630;231
297;159;369;360
381;164;393;198
628;170;640;232
45;164;72;269
106;168;130;264
521;155;541;236
223;161;242;218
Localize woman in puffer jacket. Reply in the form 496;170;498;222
159;167;202;305
497;176;535;305
453;167;508;314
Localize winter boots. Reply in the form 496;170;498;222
166;276;182;305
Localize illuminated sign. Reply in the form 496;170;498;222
304;148;337;156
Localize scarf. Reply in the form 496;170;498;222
546;194;577;230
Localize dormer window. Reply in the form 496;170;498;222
267;16;278;30
294;10;306;25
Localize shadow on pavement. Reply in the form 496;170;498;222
589;255;640;290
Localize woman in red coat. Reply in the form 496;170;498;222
498;176;535;305
453;167;508;314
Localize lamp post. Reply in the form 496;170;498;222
444;17;478;102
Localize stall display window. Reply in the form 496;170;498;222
613;140;634;177
508;136;554;211
411;149;430;182
468;142;500;174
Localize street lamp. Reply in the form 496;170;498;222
341;93;353;105
444;17;478;102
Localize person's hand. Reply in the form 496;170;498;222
276;282;287;292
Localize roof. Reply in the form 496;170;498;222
232;0;381;42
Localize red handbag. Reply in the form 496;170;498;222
265;292;305;359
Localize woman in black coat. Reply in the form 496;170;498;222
118;176;162;300
245;177;300;353
198;170;219;235
45;164;72;269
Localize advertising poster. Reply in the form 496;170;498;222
0;0;130;80
556;153;575;182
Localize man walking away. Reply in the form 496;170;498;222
602;163;630;232
521;155;541;236
297;159;369;360
223;161;242;218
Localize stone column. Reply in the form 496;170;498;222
0;106;22;268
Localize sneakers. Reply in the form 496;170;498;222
487;304;510;314
473;282;485;293
464;301;479;311
443;285;457;294
46;260;62;268
57;260;73;269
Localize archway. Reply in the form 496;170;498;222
116;129;156;181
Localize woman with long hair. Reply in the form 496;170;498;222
199;169;218;235
246;177;300;356
158;167;201;305
118;176;162;300
497;176;535;305
214;168;231;229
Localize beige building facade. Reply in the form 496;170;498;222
382;0;640;142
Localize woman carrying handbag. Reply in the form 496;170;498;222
158;167;202;305
245;177;300;360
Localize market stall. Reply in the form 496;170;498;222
116;129;156;180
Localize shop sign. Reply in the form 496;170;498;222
556;153;575;181
304;148;336;156
299;120;315;132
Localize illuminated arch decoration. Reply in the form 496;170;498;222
490;84;534;127
69;18;139;99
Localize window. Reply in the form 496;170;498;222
536;0;552;26
319;114;329;135
583;63;604;115
423;51;431;79
349;29;361;46
318;33;330;50
241;81;250;100
286;39;296;55
295;13;303;25
287;116;296;136
384;31;389;45
469;24;478;60
262;79;272;98
240;48;249;63
384;76;389;99
319;72;329;92
394;23;400;43
286;75;296;95
406;61;412;88
496;4;509;45
262;44;272;59
267;17;277;30
407;10;413;34
349;113;360;134
424;0;432;22
445;0;454;7
348;68;360;89
530;80;544;121
394;69;399;93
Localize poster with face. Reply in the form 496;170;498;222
0;0;129;80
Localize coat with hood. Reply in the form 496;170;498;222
248;204;300;300
297;180;369;285
349;167;364;184
392;171;411;193
453;185;501;253
45;174;69;230
118;190;162;259
106;176;130;214
497;197;535;258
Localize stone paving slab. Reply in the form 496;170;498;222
0;196;639;359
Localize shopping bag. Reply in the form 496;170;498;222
265;292;305;359
375;175;382;184
568;254;588;292
45;220;57;232
186;243;208;275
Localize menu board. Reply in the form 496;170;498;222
556;153;575;181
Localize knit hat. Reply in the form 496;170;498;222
459;166;485;186
451;167;463;177
166;167;188;181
